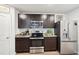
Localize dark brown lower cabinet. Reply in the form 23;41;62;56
16;37;57;53
44;37;57;51
15;37;29;53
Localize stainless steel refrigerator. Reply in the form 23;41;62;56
60;20;78;54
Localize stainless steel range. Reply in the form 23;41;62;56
29;31;44;53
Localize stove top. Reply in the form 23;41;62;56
31;33;43;37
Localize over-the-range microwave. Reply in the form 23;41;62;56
30;20;43;28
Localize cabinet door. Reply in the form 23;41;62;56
16;38;29;52
44;37;57;51
43;20;55;28
29;14;41;21
43;15;55;28
18;14;30;28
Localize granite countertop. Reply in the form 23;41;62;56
43;34;57;37
16;34;57;38
16;35;31;38
16;33;31;38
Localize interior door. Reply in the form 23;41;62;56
0;13;11;55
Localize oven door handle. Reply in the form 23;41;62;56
30;38;44;39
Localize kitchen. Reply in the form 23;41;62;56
16;14;59;54
0;4;79;55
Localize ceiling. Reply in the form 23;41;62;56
9;4;79;13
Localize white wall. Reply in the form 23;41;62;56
15;9;20;34
9;6;22;55
65;8;79;54
9;6;16;55
10;7;16;54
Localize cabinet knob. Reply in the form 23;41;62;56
6;37;9;39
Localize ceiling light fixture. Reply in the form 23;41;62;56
41;14;47;20
50;16;54;21
19;14;27;20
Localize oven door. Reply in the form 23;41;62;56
30;39;44;47
29;39;44;53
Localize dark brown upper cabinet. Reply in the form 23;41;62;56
18;14;55;28
28;14;41;21
43;15;55;28
18;14;31;28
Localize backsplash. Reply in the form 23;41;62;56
16;28;55;34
